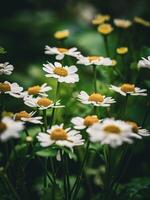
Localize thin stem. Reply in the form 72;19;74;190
93;65;97;92
71;141;90;200
43;110;47;132
61;151;68;200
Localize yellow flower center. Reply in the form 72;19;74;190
0;83;11;92
57;48;68;53
0;122;7;134
116;47;128;54
87;56;101;62
92;15;110;25
104;125;121;134
84;115;99;126
89;93;104;103
37;98;53;107
15;111;30;120
98;23;113;35
53;67;68;77
111;59;117;66
50;128;67;140
28;86;41;95
54;30;70;40
126;121;138;133
120;84;135;93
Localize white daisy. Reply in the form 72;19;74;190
78;91;116;107
43;62;79;83
14;111;43;124
71;115;100;130
110;84;147;96
87;118;140;148
22;83;52;98
126;121;150;138
0;81;23;98
37;124;84;149
138;56;150;69
0;62;14;75
24;96;64;110
114;19;132;28
45;46;81;60
77;55;112;66
0;117;24;142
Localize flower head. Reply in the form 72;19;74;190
37;124;84;149
98;23;113;35
134;17;150;27
54;30;70;40
87;118;140;148
78;91;116;107
92;14;110;25
43;62;79;83
114;19;132;29
138;56;150;69
0;117;24;142
116;47;128;55
14;111;43;124
71;115;100;130
0;81;23;98
110;84;147;96
45;46;81;60
0;62;14;75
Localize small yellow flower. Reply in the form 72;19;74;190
134;17;150;27
92;14;110;25
97;23;113;35
26;136;33;142
111;59;117;66
114;19;132;29
54;29;70;40
116;47;128;55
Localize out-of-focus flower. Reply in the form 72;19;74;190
26;136;33;142
77;55;112;66
98;23;113;35
0;117;24;142
22;83;52;98
92;14;110;25
138;56;150;69
126;121;150;138
43;62;79;83
111;59;117;66
14;111;43;124
45;46;81;60
37;124;84;149
0;81;23;98
71;115;100;130
0;62;14;75
110;84;147;96
54;30;70;40
116;47;128;55
78;91;116;107
134;17;150;27
114;19;132;29
87;118;140;148
24;96;64;110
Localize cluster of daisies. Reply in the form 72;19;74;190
0;13;150;152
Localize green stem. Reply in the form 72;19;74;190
93;65;97;92
71;141;90;200
43;110;47;132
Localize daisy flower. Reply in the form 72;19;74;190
92;14;110;25
24;96;64;110
77;55;112;66
97;23;113;35
37;124;84;149
114;19;132;29
134;17;150;27
22;83;52;98
126;121;150;138
54;29;70;40
138;56;150;69
78;91;116;107
43;62;79;83
0;62;14;75
87;118;140;148
45;46;81;60
0;81;23;98
71;115;100;130
110;84;147;96
14;111;43;124
0;117;24;142
116;47;128;55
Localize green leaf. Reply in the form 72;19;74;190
0;47;7;54
36;148;57;157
